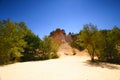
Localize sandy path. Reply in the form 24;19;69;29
0;56;120;80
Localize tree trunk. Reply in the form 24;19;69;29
91;56;94;62
91;48;95;62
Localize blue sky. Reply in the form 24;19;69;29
0;0;120;38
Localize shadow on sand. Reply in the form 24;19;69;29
84;60;120;70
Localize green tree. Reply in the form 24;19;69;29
39;36;59;59
0;19;60;64
0;19;26;64
21;30;42;61
78;23;98;61
96;27;120;63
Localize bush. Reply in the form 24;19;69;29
95;27;120;64
72;49;77;55
0;19;26;65
39;36;59;60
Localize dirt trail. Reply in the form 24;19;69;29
57;42;74;56
0;56;120;80
0;43;120;80
57;42;89;57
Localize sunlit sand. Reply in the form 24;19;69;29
0;56;120;80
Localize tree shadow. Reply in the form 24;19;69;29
84;60;120;70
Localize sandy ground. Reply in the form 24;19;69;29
0;56;120;80
57;42;89;57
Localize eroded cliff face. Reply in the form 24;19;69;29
50;28;66;45
50;28;76;44
49;28;81;56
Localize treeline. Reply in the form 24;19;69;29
1;19;120;65
0;19;59;65
71;23;120;64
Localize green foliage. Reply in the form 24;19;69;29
72;49;76;55
70;34;84;50
21;35;59;61
21;30;42;61
0;19;59;64
39;36;59;59
0;19;26;64
75;24;120;63
1;19;120;65
96;27;120;63
77;23;98;61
